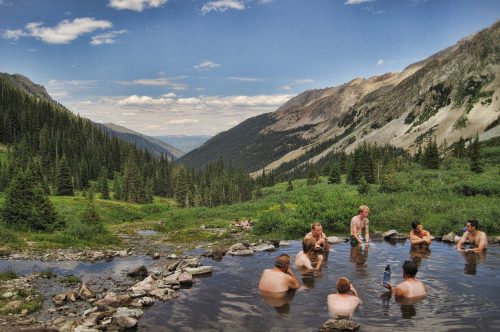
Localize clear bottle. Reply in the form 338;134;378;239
382;264;391;287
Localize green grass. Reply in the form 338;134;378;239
0;269;18;281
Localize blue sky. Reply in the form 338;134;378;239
1;0;499;135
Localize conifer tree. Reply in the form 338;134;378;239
112;173;122;200
122;153;145;203
55;154;74;196
98;167;110;199
144;178;154;204
328;164;341;184
287;179;294;192
307;164;320;185
357;175;369;195
470;134;482;173
423;137;440;169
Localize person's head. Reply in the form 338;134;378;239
358;205;370;219
274;254;291;272
411;221;422;232
302;237;317;254
336;277;351;294
466;220;479;232
402;260;418;278
311;222;323;238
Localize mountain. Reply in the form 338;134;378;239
99;123;184;160
155;135;212;154
0;73;55;103
179;21;500;173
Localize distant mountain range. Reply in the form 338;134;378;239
99;123;184;160
155;135;212;154
179;20;500;173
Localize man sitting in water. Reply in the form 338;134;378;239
384;260;427;300
456;219;488;252
295;237;323;272
409;221;432;247
327;277;361;319
258;254;300;293
350;205;370;246
304;222;330;252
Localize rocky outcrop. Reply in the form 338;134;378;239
319;318;360;331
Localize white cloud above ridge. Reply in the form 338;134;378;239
193;60;221;70
2;18;112;44
118;77;188;90
377;59;384;66
90;30;128;45
227;76;263;82
108;0;167;12
345;0;374;5
168;119;199;125
201;0;245;14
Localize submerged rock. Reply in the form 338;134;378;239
319;318;360;331
253;244;276;252
127;265;149;278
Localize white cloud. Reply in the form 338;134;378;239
345;0;374;5
90;30;128;45
162;92;176;98
2;29;28;40
119;77;188;90
168;119;199;125
279;85;291;91
201;0;245;14
377;59;384;66
228;76;263;82
117;95;175;106
108;0;167;12
4;18;113;44
46;79;98;98
294;79;314;84
193;60;221;70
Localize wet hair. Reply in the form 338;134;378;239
336;277;351;294
311;221;322;230
274;254;290;270
411;221;421;230
402;260;418;278
302;237;316;253
467;219;479;230
358;205;369;214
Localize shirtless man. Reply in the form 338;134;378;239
409;221;432;247
384;260;426;301
456;220;488;252
304;222;330;252
295;237;323;272
327;277;361;319
350;205;370;246
259;254;300;293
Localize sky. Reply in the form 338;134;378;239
1;0;499;136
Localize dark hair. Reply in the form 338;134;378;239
411;221;421;230
402;260;418;278
302;237;316;253
275;254;290;269
467;219;479;230
336;277;351;294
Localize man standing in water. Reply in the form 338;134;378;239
409;221;432;247
304;222;330;252
456;219;488;252
350;205;370;246
295;237;323;272
327;277;361;319
259;254;300;293
384;260;427;300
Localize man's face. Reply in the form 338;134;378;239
312;226;322;238
466;223;475;232
416;224;423;233
360;209;369;219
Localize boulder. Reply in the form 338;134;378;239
279;241;291;246
167;260;181;272
228;249;254;256
130;296;155;308
178;272;193;286
229;243;248;251
159;273;180;286
319;318;360;331
1;291;15;299
78;282;95;300
442;232;456;243
382;230;398;238
130;276;155;292
53;293;67;306
94;292;131;309
114;315;137;328
252;244;276;252
327;236;345;244
127;265;149;278
114;307;144;319
183;266;213;275
66;291;78;302
177;257;200;270
2;300;22;311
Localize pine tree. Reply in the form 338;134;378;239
423;137;440;169
122;153;145;203
286;179;294;192
55;154;74;196
98;167;110;199
307;164;320;185
144;178;154;204
357;175;370;195
112;173;122;200
470;134;482;173
328;164;341;184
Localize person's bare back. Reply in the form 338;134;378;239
258;269;293;293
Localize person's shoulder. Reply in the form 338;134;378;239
304;232;312;238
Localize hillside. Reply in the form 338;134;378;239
179;21;500;173
155;135;211;154
99;123;184;160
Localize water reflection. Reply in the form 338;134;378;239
399;304;416;319
259;289;296;316
349;243;369;269
409;246;431;268
461;250;486;275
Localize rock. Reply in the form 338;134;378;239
327;236;345;244
152;252;161;259
114;307;144;319
167;260;181;272
127;265;149;278
114;315;137;328
149;288;177;301
59;320;78;332
442;232;456;243
78;282;95;300
269;239;280;247
253;244;276;252
1;291;15;299
130;296;155;308
53;293;67;306
116;250;128;257
279;241;291;246
229;243;248;251
159;273;180;286
382;230;398;238
167;253;178;259
66;291;78;302
74;325;100;332
183;266;213;275
94;292;131;309
128;289;148;298
2;300;22;311
130;276;155;292
178;272;193;286
319;318;360;331
228;249;254;256
454;235;461;243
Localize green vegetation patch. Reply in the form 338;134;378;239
0;269;18;281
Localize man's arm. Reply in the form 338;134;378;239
364;220;370;243
394;284;407;298
423;230;432;244
314;254;323;270
350;217;363;244
287;267;300;289
456;232;468;250
409;231;425;245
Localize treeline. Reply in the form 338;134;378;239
0;76;254;231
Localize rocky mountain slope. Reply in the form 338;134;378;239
179;20;500;173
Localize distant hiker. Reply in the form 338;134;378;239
350;205;370;245
384;260;427;301
304;221;330;252
259;254;300;293
295;237;323;271
327;277;361;319
409;221;432;247
456;219;488;252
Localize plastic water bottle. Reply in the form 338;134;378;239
382;264;391;287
